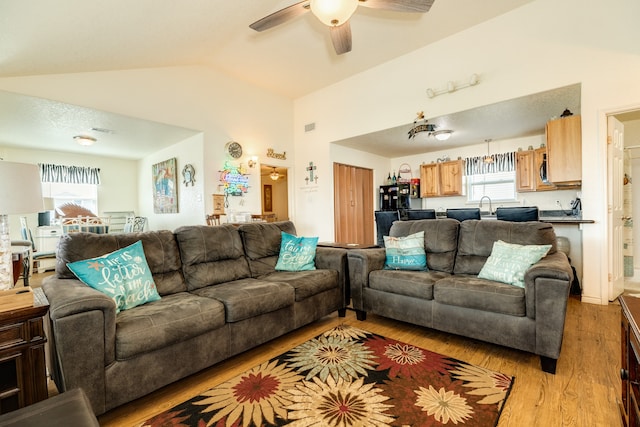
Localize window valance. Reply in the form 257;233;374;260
39;163;101;185
465;152;516;176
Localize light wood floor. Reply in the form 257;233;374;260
32;273;621;427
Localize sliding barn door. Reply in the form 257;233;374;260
333;163;374;245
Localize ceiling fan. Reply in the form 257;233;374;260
250;0;435;55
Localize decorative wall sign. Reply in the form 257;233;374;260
153;158;178;213
182;164;195;186
266;148;287;160
305;161;318;185
263;185;273;212
219;161;249;196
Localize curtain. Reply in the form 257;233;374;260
465;152;516;176
39;163;101;184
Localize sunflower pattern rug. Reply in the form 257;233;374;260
141;325;514;427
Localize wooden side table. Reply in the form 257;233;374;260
0;287;49;414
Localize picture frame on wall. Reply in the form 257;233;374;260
152;158;178;213
263;185;273;212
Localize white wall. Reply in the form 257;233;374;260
293;0;640;304
0;145;137;239
0;65;295;231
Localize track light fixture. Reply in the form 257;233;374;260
426;73;480;98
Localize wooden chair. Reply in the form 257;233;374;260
206;214;221;226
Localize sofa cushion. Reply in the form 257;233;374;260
259;269;338;301
238;221;297;277
115;292;225;360
369;269;451;300
275;231;318;271
478;240;552;287
56;230;186;296
454;220;558;276
389;219;459;274
67;240;161;313
383;231;427;271
434;275;526;316
192;278;294;322
174;225;251;291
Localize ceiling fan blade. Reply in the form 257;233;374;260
330;21;352;55
249;1;311;32
357;0;434;13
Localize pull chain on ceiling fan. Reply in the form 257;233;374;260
250;0;435;55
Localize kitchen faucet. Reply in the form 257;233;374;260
479;196;493;215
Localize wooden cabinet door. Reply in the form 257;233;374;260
534;148;557;191
516;151;535;192
439;160;463;196
420;164;439;197
546;115;582;184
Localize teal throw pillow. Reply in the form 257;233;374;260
275;231;318;271
383;231;427;271
478;240;552;287
67;240;161;313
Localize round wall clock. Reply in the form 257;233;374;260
225;141;243;159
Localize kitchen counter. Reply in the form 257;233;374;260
432;209;594;224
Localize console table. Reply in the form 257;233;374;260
0;287;49;414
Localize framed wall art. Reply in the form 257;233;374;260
152;158;178;213
263;184;273;212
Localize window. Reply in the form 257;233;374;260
465;152;517;203
42;182;98;214
466;170;516;202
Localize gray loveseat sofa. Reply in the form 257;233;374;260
42;221;347;415
348;218;572;374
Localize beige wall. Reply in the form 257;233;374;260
293;0;640;304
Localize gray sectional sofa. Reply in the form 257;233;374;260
42;221;347;415
348;218;573;374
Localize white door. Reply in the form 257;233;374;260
608;116;625;301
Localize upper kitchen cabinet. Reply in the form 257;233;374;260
516;148;557;192
546;115;582;185
420;159;463;197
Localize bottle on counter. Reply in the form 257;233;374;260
392;171;397;185
386;172;392;185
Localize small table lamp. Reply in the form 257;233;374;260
0;161;43;290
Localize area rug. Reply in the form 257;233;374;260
141;325;514;427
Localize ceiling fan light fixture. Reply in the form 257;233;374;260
270;171;280;181
433;130;453;141
73;135;97;146
310;0;358;26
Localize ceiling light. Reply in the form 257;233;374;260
310;0;358;26
270;168;280;181
433;130;453;141
73;135;97;146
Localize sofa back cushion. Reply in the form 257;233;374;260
454;219;557;275
389;219;459;274
238;221;297;277
55;230;186;296
174;225;251;291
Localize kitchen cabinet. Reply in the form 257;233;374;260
546;115;582;184
419;160;463;198
516;148;557;192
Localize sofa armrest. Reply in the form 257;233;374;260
347;248;386;311
42;276;117;415
523;251;573;360
315;247;348;307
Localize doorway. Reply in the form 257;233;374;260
260;165;288;221
609;109;640;297
333;163;374;245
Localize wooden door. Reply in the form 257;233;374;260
608;116;625;301
516;150;535;192
533;148;557;191
333;163;374;245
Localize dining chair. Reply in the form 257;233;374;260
446;208;481;222
206;214;221;226
405;209;436;220
495;206;539;222
374;210;400;247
